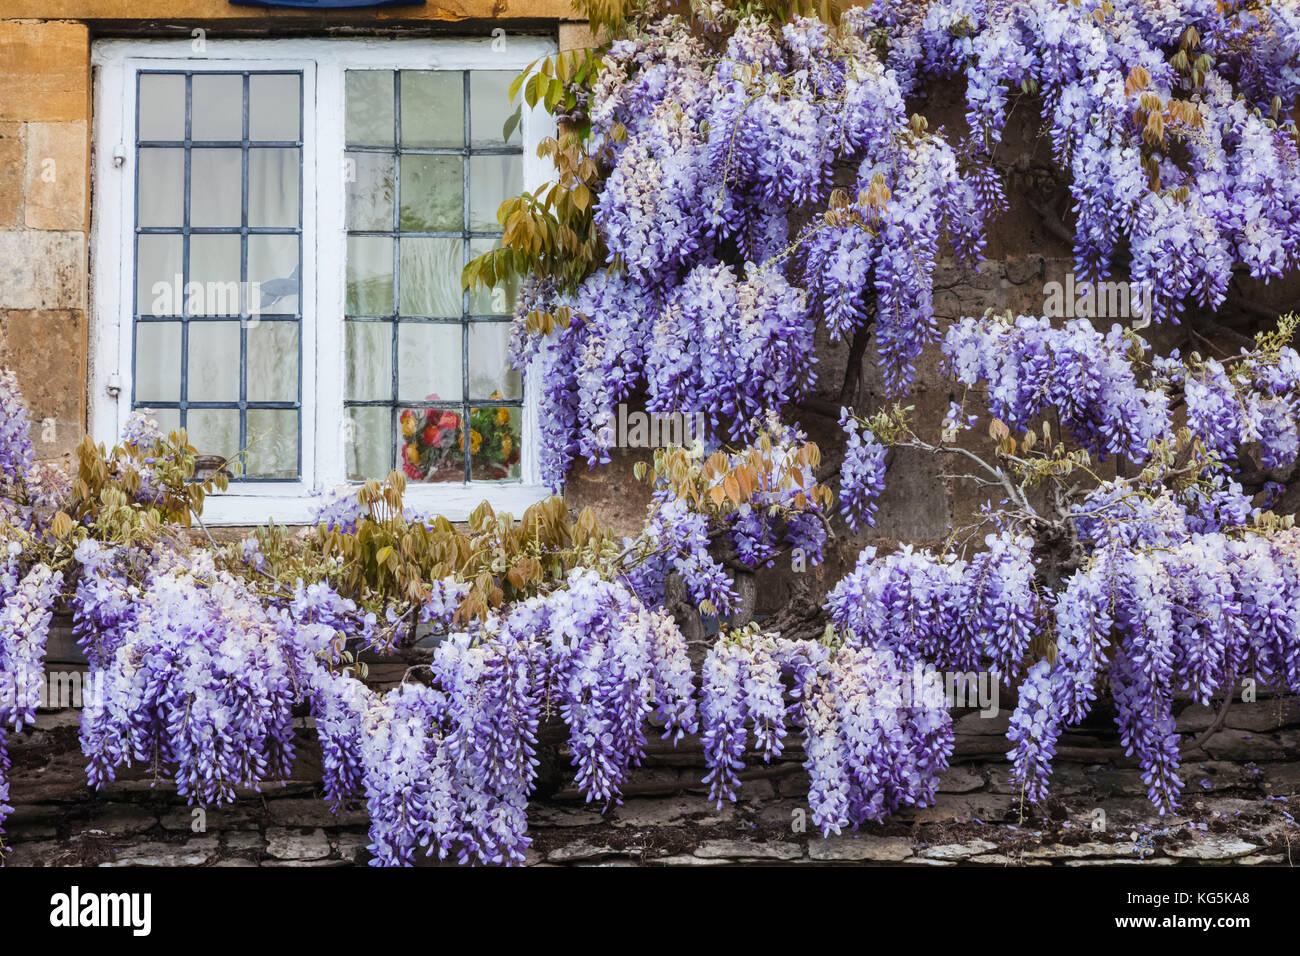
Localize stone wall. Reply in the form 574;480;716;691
0;19;90;466
6;689;1298;867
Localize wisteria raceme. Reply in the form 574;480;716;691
76;554;299;804
0;371;33;493
0;557;62;845
943;314;1171;462
1008;530;1300;814
838;409;888;532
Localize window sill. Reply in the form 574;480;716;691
198;482;556;527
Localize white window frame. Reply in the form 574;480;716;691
91;37;556;525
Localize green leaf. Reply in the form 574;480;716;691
502;104;522;144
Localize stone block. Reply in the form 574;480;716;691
0;21;89;124
24;121;87;231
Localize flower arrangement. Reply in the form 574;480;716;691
399;392;521;482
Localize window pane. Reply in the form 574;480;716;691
150;407;182;438
469;154;521;231
345;71;394;147
186;407;240;460
136;149;184;226
470;404;521;481
136;235;183;316
346;151;395;231
400;71;464;147
470;71;519;147
189;148;242;227
247;322;299;403
345;321;392;401
468;321;522;399
398;323;461;402
347;237;393;315
187;321;241;402
134;322;181;402
189;234;242;316
399;238;461;317
191;74;244;140
250;74;300;141
399;406;465;482
468;236;517;315
249;148;299;228
399;154;462;232
246;408;298;478
248;235;300;315
138;74;185;141
346;405;392;481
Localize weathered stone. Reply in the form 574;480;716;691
937;766;985;793
1201;730;1287;762
265;827;330;861
529;806;606;829
613;795;731;829
222;831;265;853
656;854;730;866
695;839;803;861
268;797;366;828
331;831;370;864
1238;855;1287;866
161;804;258;832
1063;857;1178;866
547;842;619;863
3;840;71;867
740;777;777;801
24;121;86;231
0;21;90;124
0;235;86;310
263;859;348;867
1262;762;1300;796
920;839;998;860
83;804;158;837
212;858;260;867
954;710;1013;736
1177;698;1300;734
1023;842;1138;860
904;857;956;866
0;123;22;228
903;792;1015;824
1165;838;1258;861
808;835;911;862
100;837;219;867
967;853;1049;866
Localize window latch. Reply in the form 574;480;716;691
106;373;122;398
112;144;126;169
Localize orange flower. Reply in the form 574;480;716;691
495;407;510;427
404;442;420;464
400;411;418;437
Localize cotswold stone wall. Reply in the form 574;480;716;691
6;684;1298;867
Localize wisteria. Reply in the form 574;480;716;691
510;0;1300;483
1;0;1300;867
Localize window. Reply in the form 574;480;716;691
91;38;554;524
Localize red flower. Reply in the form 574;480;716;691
422;425;439;445
438;411;460;429
402;462;423;480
